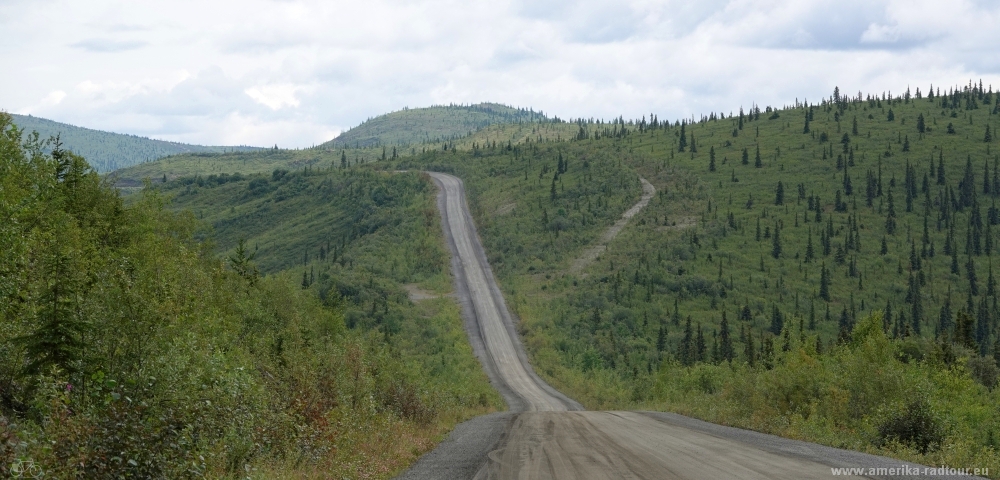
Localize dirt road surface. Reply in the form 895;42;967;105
399;172;970;480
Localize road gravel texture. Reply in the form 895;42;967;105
398;172;980;480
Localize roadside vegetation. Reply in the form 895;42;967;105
0;111;499;479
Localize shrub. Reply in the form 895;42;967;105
877;398;944;454
967;356;999;390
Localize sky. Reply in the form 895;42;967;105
2;0;1000;148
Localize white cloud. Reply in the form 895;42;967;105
2;0;1000;148
244;84;305;110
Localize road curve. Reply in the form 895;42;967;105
402;172;967;480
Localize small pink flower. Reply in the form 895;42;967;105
65;383;73;391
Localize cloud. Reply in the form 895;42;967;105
71;38;148;52
245;84;305;110
2;0;1000;149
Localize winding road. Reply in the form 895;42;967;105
399;172;966;480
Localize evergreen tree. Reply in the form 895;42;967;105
772;221;782;258
775;180;784;205
678;122;687;152
681;316;694;365
885;190;897;234
809;301;816;330
805;228;815;262
719;311;734;362
742;147;749;165
968;255;980;296
819;262;831;301
709;146;716;171
770;304;784;335
955;310;976;349
656;322;666;353
911;275;923;335
838;307;852;343
754;145;763;168
17;247;88;376
744;329;756;367
696;324;706;363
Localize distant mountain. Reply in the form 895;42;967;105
319;103;552;149
9;114;261;173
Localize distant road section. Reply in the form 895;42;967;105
428;172;581;412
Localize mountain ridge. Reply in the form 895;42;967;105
319;102;553;149
8;113;261;173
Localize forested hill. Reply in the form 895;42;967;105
9;113;260;173
319;102;552;149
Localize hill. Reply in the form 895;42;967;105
318;103;552;149
110;104;576;187
390;83;1000;473
9;113;260;173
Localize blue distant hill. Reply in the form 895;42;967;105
9;113;262;173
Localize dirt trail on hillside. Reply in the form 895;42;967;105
569;177;655;274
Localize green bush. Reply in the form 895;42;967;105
877;398;944;454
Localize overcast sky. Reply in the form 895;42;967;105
2;0;999;148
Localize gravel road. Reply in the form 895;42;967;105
399;172;979;480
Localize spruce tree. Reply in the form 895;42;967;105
770;304;784;335
17;249;88;376
819;262;831;301
681;316;694;365
696;324;706;362
719;311;734;362
678;122;687;152
886;190;897;234
656;323;666;353
772;221;782;258
805;228;815;262
744;330;756;367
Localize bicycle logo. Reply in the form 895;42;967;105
9;459;44;479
